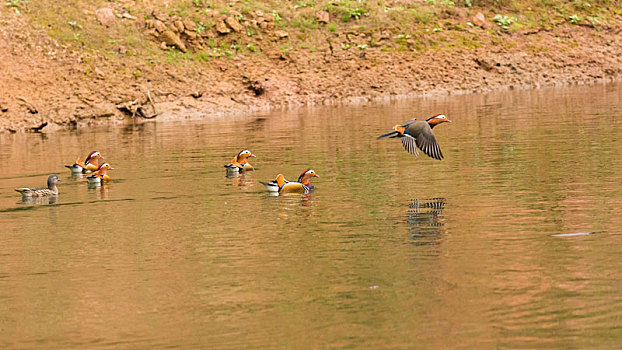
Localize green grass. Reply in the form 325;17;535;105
4;0;620;67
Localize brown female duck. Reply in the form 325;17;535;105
15;174;61;197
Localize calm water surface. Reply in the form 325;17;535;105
1;83;622;349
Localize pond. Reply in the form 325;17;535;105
1;82;621;348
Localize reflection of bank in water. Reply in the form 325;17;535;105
407;198;445;246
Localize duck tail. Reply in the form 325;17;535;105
378;123;409;139
260;181;279;192
377;130;400;139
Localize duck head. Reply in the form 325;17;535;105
85;151;103;165
47;174;61;188
425;114;451;128
236;149;256;162
95;162;114;175
97;162;113;169
298;169;320;184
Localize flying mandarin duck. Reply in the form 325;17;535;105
377;114;451;160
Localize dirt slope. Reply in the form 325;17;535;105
1;2;621;133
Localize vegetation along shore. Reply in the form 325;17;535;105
1;0;621;133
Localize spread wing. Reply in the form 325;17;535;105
414;124;444;160
401;135;419;157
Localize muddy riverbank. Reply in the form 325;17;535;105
1;2;621;133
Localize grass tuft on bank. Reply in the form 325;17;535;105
3;0;621;65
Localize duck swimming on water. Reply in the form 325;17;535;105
15;174;61;197
225;150;256;172
261;169;319;194
86;162;114;184
65;151;104;174
378;114;451;160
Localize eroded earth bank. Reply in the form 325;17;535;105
1;0;621;133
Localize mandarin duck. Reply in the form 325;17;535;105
65;151;104;174
86;162;114;184
15;174;61;197
378;114;451;160
261;169;319;194
225;149;256;173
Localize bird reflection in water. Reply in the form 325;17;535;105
300;193;313;207
225;168;241;179
407;198;445;246
87;181;102;190
244;117;267;133
227;172;254;187
275;193;314;218
87;181;110;200
97;185;109;200
21;195;58;205
269;193;314;208
122;123;149;135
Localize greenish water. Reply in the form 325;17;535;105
1;82;622;349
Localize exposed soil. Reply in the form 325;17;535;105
1;7;622;133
